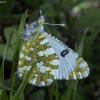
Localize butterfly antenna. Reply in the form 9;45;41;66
39;10;65;26
44;23;65;26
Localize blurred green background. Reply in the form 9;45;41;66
0;0;100;100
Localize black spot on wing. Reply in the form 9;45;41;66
61;49;69;57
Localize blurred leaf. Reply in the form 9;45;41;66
25;0;40;8
48;82;55;100
0;36;3;42
75;86;88;100
0;0;15;21
0;26;18;61
28;10;39;23
29;90;45;100
55;81;58;100
0;30;13;99
83;31;99;55
0;0;15;13
76;7;100;32
60;80;74;100
59;0;82;11
72;1;90;13
0;14;23;22
20;92;24;100
0;84;17;92
0;44;13;61
41;6;58;17
4;26;18;45
0;91;9;100
0;30;13;84
77;27;89;55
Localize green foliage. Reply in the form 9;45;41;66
0;0;15;21
28;90;45;100
0;0;100;100
12;62;37;100
9;10;28;100
0;26;18;61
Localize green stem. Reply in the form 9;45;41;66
55;81;59;100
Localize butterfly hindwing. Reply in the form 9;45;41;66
43;32;89;80
18;33;59;86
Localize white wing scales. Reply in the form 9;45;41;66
43;32;90;80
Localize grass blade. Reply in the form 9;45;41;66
0;31;13;99
72;80;78;100
48;82;55;100
0;91;9;100
12;62;37;100
60;80;74;100
0;85;17;93
0;31;13;85
77;27;89;56
71;27;88;100
9;10;28;100
55;81;58;100
83;28;99;54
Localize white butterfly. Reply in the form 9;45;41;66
18;11;89;86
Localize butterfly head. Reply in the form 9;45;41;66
20;10;65;41
38;15;45;26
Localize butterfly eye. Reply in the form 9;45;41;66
38;15;45;25
38;20;44;26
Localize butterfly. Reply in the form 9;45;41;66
18;10;89;86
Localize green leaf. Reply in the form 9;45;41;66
83;30;99;55
0;30;13;99
0;26;18;61
4;26;18;44
48;82;55;100
0;31;13;84
76;7;100;33
0;91;9;100
29;90;45;100
78;27;89;55
0;0;15;21
60;80;74;100
0;36;3;42
55;81;59;100
12;62;37;100
72;80;78;100
9;10;28;100
0;44;14;61
0;14;23;22
0;84;17;93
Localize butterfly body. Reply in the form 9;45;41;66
18;12;89;86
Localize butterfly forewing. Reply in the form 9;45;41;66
18;33;59;86
43;32;89;80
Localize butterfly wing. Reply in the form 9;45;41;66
18;33;59;86
43;32;90;80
